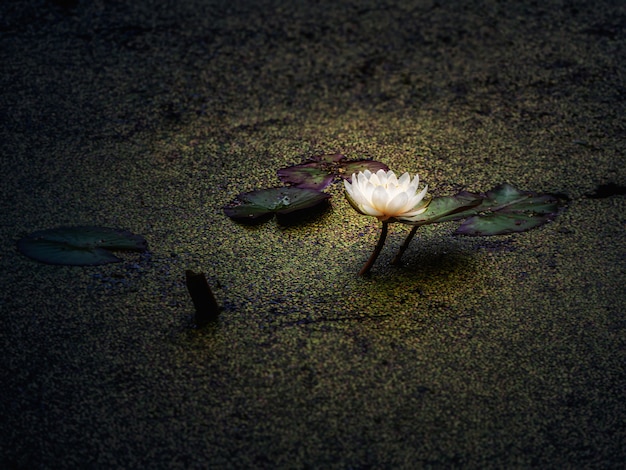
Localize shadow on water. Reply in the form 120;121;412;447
386;236;498;282
353;236;516;310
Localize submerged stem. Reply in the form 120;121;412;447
391;225;419;265
359;221;389;276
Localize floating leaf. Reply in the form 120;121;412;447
17;226;148;266
454;183;563;236
278;154;389;190
392;184;565;265
401;192;483;226
224;187;331;223
276;163;335;190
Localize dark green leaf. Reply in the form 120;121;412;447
224;187;331;223
401;192;483;226
455;183;563;236
457;212;552;235
17;226;148;266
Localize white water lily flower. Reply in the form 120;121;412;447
344;169;430;222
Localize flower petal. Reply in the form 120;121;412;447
360;203;384;217
371;186;389;212
408;174;420;192
343;178;354;195
385;170;397;187
398;172;411;188
398;206;429;221
344;168;429;221
369;171;381;187
386;192;409;216
414;184;428;204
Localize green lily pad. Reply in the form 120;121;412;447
224;187;331;223
278;154;389;190
401;192;483;226
17;226;148;266
402;184;562;235
391;184;565;265
454;183;563;236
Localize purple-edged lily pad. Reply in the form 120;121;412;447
17;226;148;266
278;154;389;190
224;187;331;223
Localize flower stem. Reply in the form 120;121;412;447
391;225;419;265
359;221;389;276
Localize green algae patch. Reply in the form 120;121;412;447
2;0;625;468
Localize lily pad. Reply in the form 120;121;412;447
454;184;563;236
391;184;565;265
17;226;148;266
402;192;483;226
278;154;389;190
224;187;331;223
277;162;336;190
